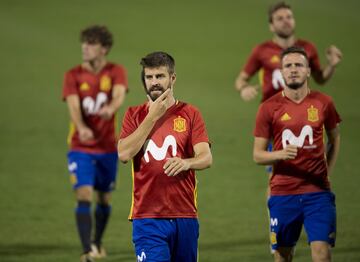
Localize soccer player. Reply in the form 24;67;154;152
253;46;341;262
235;1;342;102
62;25;128;262
117;51;212;262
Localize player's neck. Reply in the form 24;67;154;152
167;96;176;108
82;58;107;74
283;85;310;104
273;35;296;49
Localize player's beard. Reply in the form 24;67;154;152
275;27;294;39
285;79;306;90
146;83;171;101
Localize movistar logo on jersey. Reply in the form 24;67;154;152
82;92;108;115
143;135;177;163
282;125;314;148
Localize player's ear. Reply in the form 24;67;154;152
307;67;311;78
171;73;176;86
269;23;275;33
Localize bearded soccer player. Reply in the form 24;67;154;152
235;1;342;102
253;46;341;262
62;25;128;262
117;51;212;262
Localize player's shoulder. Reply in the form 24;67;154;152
296;39;317;50
65;64;82;75
125;102;148;116
264;92;284;104
106;62;126;70
176;101;202;114
253;40;275;51
309;90;334;103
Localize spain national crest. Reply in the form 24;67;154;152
100;75;111;91
173;116;186;132
307;105;319;122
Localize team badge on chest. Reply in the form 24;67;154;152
307;105;319;122
100;75;111;91
173;116;186;132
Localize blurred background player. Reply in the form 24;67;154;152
253;46;341;262
235;1;342;102
117;51;212;262
62;25;128;262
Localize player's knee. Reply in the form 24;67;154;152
311;242;331;262
274;247;294;262
76;186;93;201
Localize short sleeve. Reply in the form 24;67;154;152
253;103;272;139
113;65;128;91
307;43;322;75
119;108;138;139
324;98;341;130
191;109;209;146
62;71;78;100
243;45;262;76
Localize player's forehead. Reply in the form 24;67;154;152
272;8;293;19
144;66;170;76
282;53;307;65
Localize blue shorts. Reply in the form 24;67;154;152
268;191;336;250
132;218;199;262
67;151;118;192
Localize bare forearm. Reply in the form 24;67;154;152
117;116;156;162
67;98;87;129
253;150;281;165
322;64;336;83
327;135;340;175
186;150;212;170
235;72;249;91
108;85;126;113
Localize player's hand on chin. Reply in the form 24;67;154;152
163;157;190;176
147;88;171;122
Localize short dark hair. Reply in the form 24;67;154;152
281;46;309;63
268;1;292;23
80;25;113;51
140;51;175;85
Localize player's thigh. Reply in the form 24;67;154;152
268;195;303;250
67;151;96;190
94;152;118;192
303;192;336;246
132;219;172;262
171;218;199;262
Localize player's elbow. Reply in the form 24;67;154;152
205;154;213;169
117;150;130;163
253;152;263;165
117;140;131;163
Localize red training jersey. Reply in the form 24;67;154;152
62;63;128;153
253;90;341;195
119;101;210;219
243;39;321;102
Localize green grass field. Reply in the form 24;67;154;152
1;0;360;261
